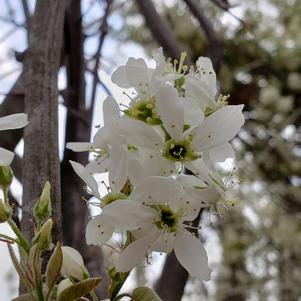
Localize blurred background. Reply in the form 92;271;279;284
0;0;300;300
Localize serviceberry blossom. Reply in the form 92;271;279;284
68;49;245;281
0;113;28;166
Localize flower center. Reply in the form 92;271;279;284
101;192;127;207
154;205;179;232
163;139;198;162
124;98;161;125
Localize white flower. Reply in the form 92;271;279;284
69;161;101;198
96;176;211;280
61;246;89;280
111;57;154;94
67;97;135;192
121;85;244;178
0;113;28;166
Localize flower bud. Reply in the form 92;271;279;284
0;166;13;191
57;278;73;298
61;246;89;281
34;181;52;224
32;218;53;250
0;200;12;223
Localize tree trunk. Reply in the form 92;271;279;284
22;0;67;244
61;0;109;297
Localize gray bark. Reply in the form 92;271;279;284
22;0;67;244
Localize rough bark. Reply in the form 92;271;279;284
22;0;66;244
61;0;109;297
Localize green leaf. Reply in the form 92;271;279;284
11;292;36;301
58;277;102;301
46;242;63;289
132;287;162;301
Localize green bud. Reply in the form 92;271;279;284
32;218;53;250
0;166;13;191
0;200;12;223
34;181;52;223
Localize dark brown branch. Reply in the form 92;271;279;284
89;0;113;115
136;0;191;62
61;0;111;298
183;0;223;70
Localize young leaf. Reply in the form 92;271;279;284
11;292;36;301
132;287;162;301
46;242;63;289
58;277;102;301
7;243;33;292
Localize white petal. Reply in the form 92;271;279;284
119;118;163;149
185;159;212;184
128;149;176;186
196;57;217;98
209;143;234;162
103;96;120;126
185;76;216;110
102;200;155;230
86;155;110;174
174;230;211;280
69;161;100;198
115;231;160;272
176;174;207;189
86;214;114;246
61;246;88;280
66;142;93;152
0;113;28;131
192;105;244;151
109;141;129;192
111;58;152;90
93;126;113;149
152;231;175;253
0;147;14;166
130;176;184;205
156;85;184;141
183;97;204;127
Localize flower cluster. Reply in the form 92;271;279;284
68;49;245;280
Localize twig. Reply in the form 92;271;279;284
183;0;223;70
136;0;192;63
89;0;113;114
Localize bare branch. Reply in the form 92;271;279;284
89;0;113;113
183;0;223;70
136;0;191;62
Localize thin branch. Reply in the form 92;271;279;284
89;0;113;113
136;0;192;63
183;0;223;70
21;0;31;25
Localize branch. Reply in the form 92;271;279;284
183;0;223;70
136;0;191;63
89;0;113;115
62;0;110;297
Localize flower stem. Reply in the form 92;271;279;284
0;233;18;243
7;219;30;255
